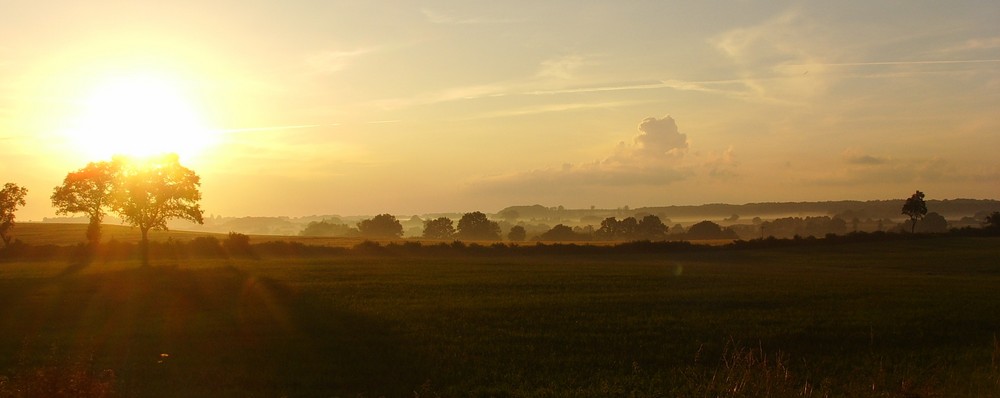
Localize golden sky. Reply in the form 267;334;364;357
3;1;999;220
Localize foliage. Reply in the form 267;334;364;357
109;154;204;265
300;220;358;237
356;213;403;238
636;214;668;240
686;220;737;240
985;212;1000;230
0;183;29;248
507;225;526;242
595;215;670;241
535;224;585;241
51;161;118;244
902;190;928;233
911;212;949;233
756;216;849;239
456;211;500;240
421;217;455;240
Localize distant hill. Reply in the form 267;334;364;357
30;199;997;240
498;199;1000;225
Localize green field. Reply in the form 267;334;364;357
1;236;998;397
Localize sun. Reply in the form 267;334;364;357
62;73;219;160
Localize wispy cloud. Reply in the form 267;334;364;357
842;148;889;165
304;47;379;74
779;59;1000;68
467;101;645;120
536;55;587;79
218;124;330;134
942;37;1000;53
421;8;523;25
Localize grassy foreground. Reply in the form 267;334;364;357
1;237;998;397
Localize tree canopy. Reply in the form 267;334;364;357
357;214;403;238
686;220;736;240
422;217;455;240
111;154;204;264
456;211;501;241
901;190;928;233
0;183;29;248
595;215;669;241
51;160;118;244
537;224;584;241
507;225;527;242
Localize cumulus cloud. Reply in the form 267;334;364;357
470;115;740;197
842;148;889;165
632;116;688;157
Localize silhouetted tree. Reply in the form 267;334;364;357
686;220;735;240
595;217;619;240
422;217;455;239
537;224;581;241
985;212;1000;230
0;183;28;248
51;161;118;245
300;220;358;237
456;211;500;240
507;225;526;242
110;154;204;266
915;212;948;233
223;232;252;255
901;190;927;233
357;213;403;238
498;208;520;222
636;214;668;240
619;217;639;240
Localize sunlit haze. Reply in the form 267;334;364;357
3;1;998;220
63;73;216;159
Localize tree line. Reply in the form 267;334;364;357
1;154;204;265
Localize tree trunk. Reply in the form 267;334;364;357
140;227;150;267
910;217;917;233
86;219;102;247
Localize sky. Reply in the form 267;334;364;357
2;1;999;220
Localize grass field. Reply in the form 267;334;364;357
1;235;998;397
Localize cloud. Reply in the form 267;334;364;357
537;55;586;79
808;150;1000;187
842;149;889;165
304;47;377;74
421;9;522;25
466;101;644;120
943;37;1000;53
710;9;837;102
469;116;730;196
631;116;688;158
704;146;739;179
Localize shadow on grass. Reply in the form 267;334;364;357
0;265;425;397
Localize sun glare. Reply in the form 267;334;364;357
62;73;218;160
